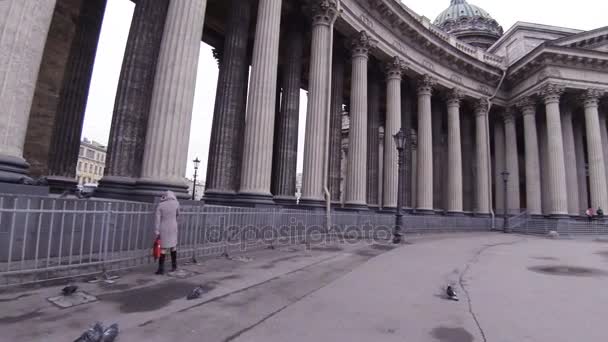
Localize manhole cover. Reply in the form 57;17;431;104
231;256;253;263
528;265;608;277
167;269;196;279
48;291;97;308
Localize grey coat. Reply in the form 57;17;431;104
154;191;180;249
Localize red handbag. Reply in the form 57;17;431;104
152;236;161;260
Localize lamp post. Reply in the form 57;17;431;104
393;129;407;244
192;157;200;200
501;170;510;233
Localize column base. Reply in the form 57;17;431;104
298;197;325;208
378;206;397;214
446;211;466;216
234;192;276;208
474;212;492;218
343;202;369;211
0;155;32;184
415;208;435;215
549;213;570;219
96;176;137;200
273;195;298;208
135;178;190;200
0;182;49;196
203;190;238;205
46;176;78;194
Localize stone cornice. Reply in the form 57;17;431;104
508;45;608;84
359;0;505;77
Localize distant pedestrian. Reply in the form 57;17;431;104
597;207;604;218
154;190;180;275
586;207;594;222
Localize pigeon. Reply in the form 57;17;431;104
62;284;78;296
187;286;205;300
446;285;459;301
73;322;103;342
100;323;119;342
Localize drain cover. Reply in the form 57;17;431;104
48;291;97;308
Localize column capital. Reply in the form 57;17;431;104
310;0;339;26
502;107;517;123
349;31;377;59
416;74;435;96
446;88;463;107
474;98;489;116
516;97;536;115
581;88;605;108
385;56;406;80
538;83;565;104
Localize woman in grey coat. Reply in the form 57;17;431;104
154;190;180;274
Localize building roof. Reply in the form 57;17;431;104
434;0;493;26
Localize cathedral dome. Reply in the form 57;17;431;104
434;0;503;50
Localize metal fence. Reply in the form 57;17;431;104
0;194;497;287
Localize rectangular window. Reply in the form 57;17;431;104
86;149;94;159
79;147;84;157
78;162;82;171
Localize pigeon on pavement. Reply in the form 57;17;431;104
62;284;78;296
101;323;119;342
187;286;205;300
73;322;103;342
446;285;459;301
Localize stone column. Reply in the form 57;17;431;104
539;84;568;216
378;126;384;208
599;111;608;194
300;1;338;204
328;51;345;203
446;89;463;214
538;116;550;215
574;120;589;212
493;119;505;214
383;57;404;209
344;31;376;208
582;89;608;210
137;0;208;197
461;111;475;212
271;21;305;202
410;131;418;209
46;0;107;191
416;75;435;213
97;0;170;198
560;103;580;215
0;0;57;183
204;0;253;201
503;108;520;212
517;98;542;216
475;99;490;215
366;71;381;208
238;0;283;202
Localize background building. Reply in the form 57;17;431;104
76;138;107;185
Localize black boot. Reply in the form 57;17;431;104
170;250;177;272
155;254;165;275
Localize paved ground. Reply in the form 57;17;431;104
1;233;608;341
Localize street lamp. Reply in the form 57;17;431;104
192;157;200;200
393;129;407;244
501;170;510;233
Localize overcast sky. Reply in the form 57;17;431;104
82;0;607;180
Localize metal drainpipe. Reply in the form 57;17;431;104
486;67;508;230
323;2;341;235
